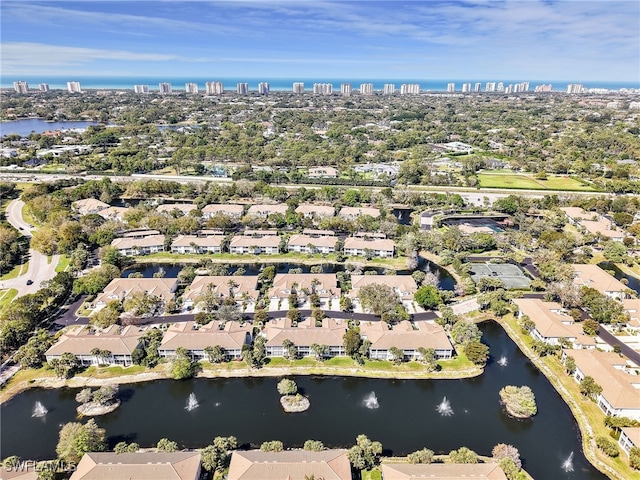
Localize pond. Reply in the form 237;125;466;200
0;322;605;479
122;259;456;290
0;119;103;137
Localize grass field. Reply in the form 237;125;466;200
55;255;70;273
477;173;595;191
0;261;28;280
0;289;18;310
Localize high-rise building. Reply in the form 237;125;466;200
359;83;374;95
341;83;352;96
134;85;149;94
447;83;455;92
67;81;82;93
185;83;199;94
534;84;553;92
383;84;395;95
505;84;513;94
258;82;270;95
205;81;224;94
313;83;333;94
567;83;584;94
236;83;249;94
39;83;50;92
293;82;305;94
400;83;420;95
519;81;530;92
462;83;472;93
158;82;172;94
13;81;28;93
474;82;481;92
497;82;505;92
485;82;496;92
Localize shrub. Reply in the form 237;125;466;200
277;378;297;395
407;448;434;464
260;440;284;452
499;385;537;418
596;436;619;457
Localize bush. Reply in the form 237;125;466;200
260;440;284;452
407;448;434;464
630;447;640;470
446;446;478;464
499;385;537;418
303;440;325;452
596;436;619;457
277;378;297;395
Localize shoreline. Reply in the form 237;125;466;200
0;363;483;405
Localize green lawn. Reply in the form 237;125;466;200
21;204;40;227
361;469;382;480
55;255;70;273
1;261;28;280
0;289;18;310
477;173;594;191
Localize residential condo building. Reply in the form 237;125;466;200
133;84;149;94
474;82;482;92
258;82;270;95
359;83;374;95
485;82;496;92
13;81;28;93
383;83;395;95
400;83;420;95
313;83;333;95
67;81;82;93
447;82;455;92
567;83;585;94
236;83;249;94
158;82;172;94
205;81;224;94
185;82;199;94
39;83;50;92
462;82;472;93
293;82;305;94
341;83;352;96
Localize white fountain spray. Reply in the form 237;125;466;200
561;452;574;472
436;396;454;416
363;392;379;409
185;393;199;411
498;356;508;367
32;401;48;417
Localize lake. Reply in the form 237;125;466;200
0;119;102;137
0;322;605;479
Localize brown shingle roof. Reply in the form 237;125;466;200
229;235;281;248
572;264;628;294
350;275;417;300
343;237;395;252
70;451;201;480
269;274;340;299
45;325;144;357
94;278;177;306
160;321;252;351
287;234;338;249
227;449;351;480
263;318;348;348
360;320;453;351
339;206;380;218
111;234;165;250
381;462;507;480
171;235;225;248
202;204;244;216
182;276;259;303
513;299;595;345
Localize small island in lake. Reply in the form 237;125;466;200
76;385;121;416
499;385;537;418
277;378;310;413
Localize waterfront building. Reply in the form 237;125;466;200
205;81;224;94
535;83;553;92
258;82;270;94
287;234;338;254
156;203;199;216
359;83;374;95
447;82;455;92
382;463;507;480
170;235;225;254
268;273;341;311
67;81;82;93
159;321;253;360
343;236;395;258
293;82;305;94
567;83;584;94
202;203;244;219
158;82;172;94
571;264;629;299
181;276;259;313
340;83;352;96
13;81;28;93
185;82;199;94
339;206;380;219
360;320;454;360
474;82;481;92
110;234;166;256
71;452;202;480
383;83;395;95
485;82;496;92
228;450;351;480
313;83;333;94
462;82;472;93
497;82;505;92
236;82;249;94
400;83;420;94
39;83;50;92
133;84;149;94
262;318;347;357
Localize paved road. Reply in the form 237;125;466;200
597;327;640;366
1;199;61;297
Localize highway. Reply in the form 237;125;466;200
1;199;61;297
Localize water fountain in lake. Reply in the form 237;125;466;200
185;393;199;411
363;392;379;409
561;452;574;472
498;356;508;367
436;396;453;416
32;401;48;418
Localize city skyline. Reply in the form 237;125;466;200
1;1;639;82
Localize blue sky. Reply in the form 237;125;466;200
1;0;639;81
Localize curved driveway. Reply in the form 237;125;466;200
1;199;61;297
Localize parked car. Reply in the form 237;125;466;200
26;279;33;285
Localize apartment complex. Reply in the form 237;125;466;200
13;81;28;93
158;82;172;94
67;81;82;93
205;81;224;94
133;84;149;94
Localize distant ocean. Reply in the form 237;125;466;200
2;76;639;92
